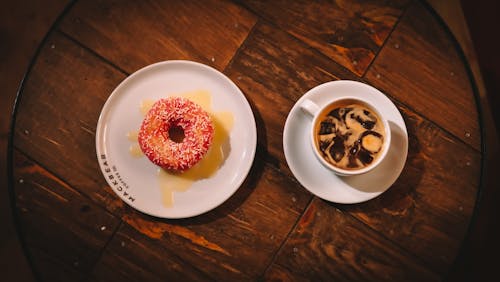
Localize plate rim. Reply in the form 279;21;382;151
283;80;408;204
95;60;257;218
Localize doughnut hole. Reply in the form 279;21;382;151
168;124;185;143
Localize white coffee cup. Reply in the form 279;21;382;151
300;95;391;176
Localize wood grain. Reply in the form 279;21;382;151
224;20;480;276
28;248;84;282
264;263;310;282
59;0;257;73
13;150;120;281
13;29;312;279
90;223;210;281
9;0;483;280
239;0;409;75
365;1;481;150
338;100;481;274
14;31;127;214
267;198;439;281
224;22;358;172
117;156;311;279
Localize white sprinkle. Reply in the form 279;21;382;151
121;241;126;247
352;60;358;66
292;197;297;203
211;56;215;62
465;132;471;138
234;23;239;28
394;43;400;49
51;44;55;49
316;212;321;217
237;76;242;80
376;74;381;79
293;247;298;253
24;129;29;135
450;71;455;76
466;161;471;166
100;226;107;231
19;179;24;184
269;234;275;240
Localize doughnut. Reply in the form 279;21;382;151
138;97;214;171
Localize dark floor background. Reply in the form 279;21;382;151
1;1;498;281
0;1;69;281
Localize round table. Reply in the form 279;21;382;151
9;0;482;280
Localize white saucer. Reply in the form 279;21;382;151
283;80;408;204
96;60;257;218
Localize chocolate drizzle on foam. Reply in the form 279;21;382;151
316;101;384;170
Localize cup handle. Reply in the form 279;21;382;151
300;99;320;117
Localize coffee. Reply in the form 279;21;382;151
314;99;385;170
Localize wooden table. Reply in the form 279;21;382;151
9;0;483;281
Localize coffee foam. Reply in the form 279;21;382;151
314;100;385;170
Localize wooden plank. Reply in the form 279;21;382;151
224;21;480;276
267;198;439;281
224;22;359;172
239;0;410;75
264;263;310;282
90;223;210;281
365;1;480;150
59;0;257;73
338;100;481;274
13;28;312;278
14;32;127;214
11;1;481;280
28;248;84;282
12;150;121;280
118;156;311;279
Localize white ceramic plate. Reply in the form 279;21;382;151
96;60;257;218
283;80;408;204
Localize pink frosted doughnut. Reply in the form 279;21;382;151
138;97;214;171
